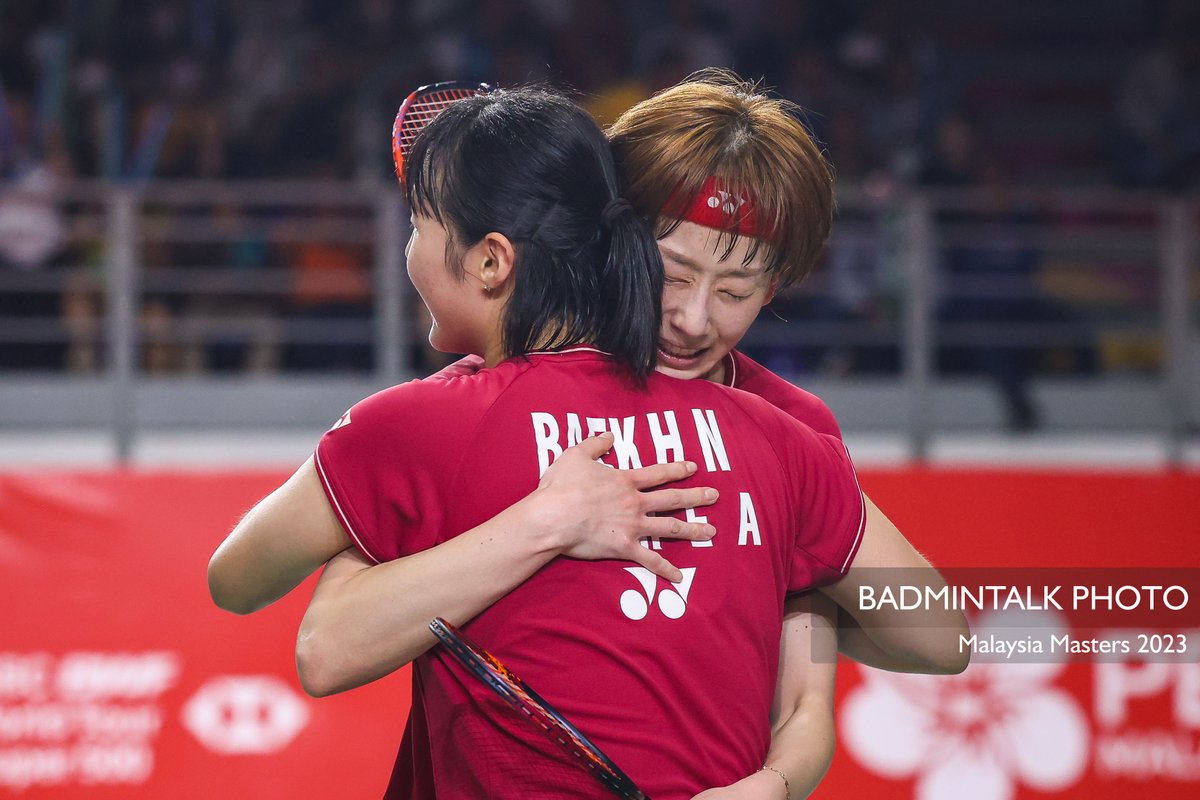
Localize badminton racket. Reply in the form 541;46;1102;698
429;617;648;800
392;81;492;186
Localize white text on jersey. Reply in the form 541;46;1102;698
530;409;732;477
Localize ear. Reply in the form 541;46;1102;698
764;275;780;305
473;232;516;293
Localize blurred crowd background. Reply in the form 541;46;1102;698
5;0;1199;186
1;0;1199;433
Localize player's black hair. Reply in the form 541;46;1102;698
404;87;662;377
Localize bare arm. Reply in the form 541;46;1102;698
208;456;353;615
295;433;718;697
832;605;949;673
691;593;838;800
822;495;970;675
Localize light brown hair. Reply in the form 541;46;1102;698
607;69;833;288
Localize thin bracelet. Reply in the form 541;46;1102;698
760;765;790;798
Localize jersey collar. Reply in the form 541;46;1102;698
524;344;611;358
719;350;738;387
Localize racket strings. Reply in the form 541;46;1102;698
396;90;480;157
430;618;648;800
463;716;613;799
447;637;612;770
462;671;640;799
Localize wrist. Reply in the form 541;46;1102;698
758;765;790;800
514;487;571;556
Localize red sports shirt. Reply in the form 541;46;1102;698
315;346;864;799
722;349;843;440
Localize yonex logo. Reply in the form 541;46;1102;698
182;676;309;755
619;567;696;620
329;409;352;431
706;191;746;215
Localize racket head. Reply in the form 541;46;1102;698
429;617;648;800
392;81;492;188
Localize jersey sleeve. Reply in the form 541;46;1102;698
770;414;866;591
313;382;455;564
728;350;843;439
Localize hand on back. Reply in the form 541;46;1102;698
531;432;717;583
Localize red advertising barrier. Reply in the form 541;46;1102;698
1;467;1197;798
0;471;407;799
826;469;1200;800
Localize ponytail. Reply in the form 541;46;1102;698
598;199;662;377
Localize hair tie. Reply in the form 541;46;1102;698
601;197;633;228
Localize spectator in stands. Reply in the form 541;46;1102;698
178;198;281;373
0;91;71;370
919;110;979;187
921;114;1044;430
1113;2;1200;191
631;0;734;78
280;202;373;372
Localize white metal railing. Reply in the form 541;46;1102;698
0;180;1196;462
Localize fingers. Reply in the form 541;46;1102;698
627;459;698;490
567;431;615;461
629;546;684;584
640;514;716;543
642;486;719;515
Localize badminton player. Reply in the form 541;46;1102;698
211;79;964;796
287;73;968;798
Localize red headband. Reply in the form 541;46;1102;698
666;176;770;238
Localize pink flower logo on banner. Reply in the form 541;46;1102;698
182;675;310;755
840;611;1090;800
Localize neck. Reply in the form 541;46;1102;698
481;339;507;369
519;321;590;362
479;318;590;368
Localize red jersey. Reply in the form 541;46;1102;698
723;349;843;440
438;351;844;438
315;346;864;799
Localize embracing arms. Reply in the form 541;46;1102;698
204;433;718;696
208;456;352;615
691;592;838;800
761;592;839;798
284;449;968;700
821;495;970;675
295;434;717;695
